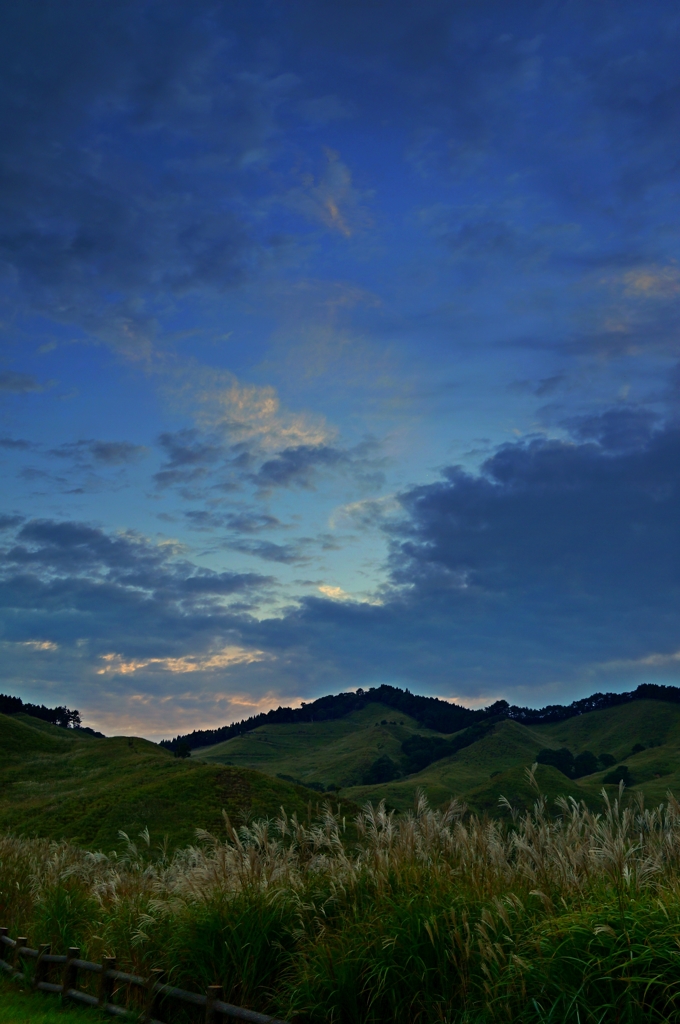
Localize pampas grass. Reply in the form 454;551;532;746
3;772;680;1022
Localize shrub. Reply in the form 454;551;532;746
602;764;633;786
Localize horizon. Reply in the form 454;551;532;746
1;1;679;737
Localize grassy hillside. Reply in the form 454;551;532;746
195;702;437;788
195;699;680;813
4;697;680;847
0;713;340;849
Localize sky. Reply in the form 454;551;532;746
1;0;680;738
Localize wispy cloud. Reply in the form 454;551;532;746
282;148;372;238
0;371;46;393
97;646;273;676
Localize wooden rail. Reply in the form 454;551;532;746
0;927;289;1024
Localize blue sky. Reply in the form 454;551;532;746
1;0;680;737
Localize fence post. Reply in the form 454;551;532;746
34;943;51;988
144;967;164;1021
61;947;79;1000
14;937;28;974
98;956;116;1010
205;984;223;1024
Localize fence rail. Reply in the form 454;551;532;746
0;927;289;1024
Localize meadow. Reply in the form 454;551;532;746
0;713;329;849
3;778;680;1024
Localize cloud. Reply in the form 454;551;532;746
0;515;24;531
154;429;226;489
97;645;272;676
3;419;680;726
563;407;659;451
1;518;273;598
251;439;384;492
224;538;307;565
228;417;680;702
317;584;352;601
0;371;44;393
283;148;371;238
0;2;300;353
622;266;680;298
317;584;382;605
0;437;33;449
1;639;59;652
196;373;333;451
153;380;384;499
50;439;148;465
330;494;401;530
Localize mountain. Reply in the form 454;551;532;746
0;712;343;849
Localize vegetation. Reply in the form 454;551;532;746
161;681;680;753
0;713;339;849
161;684;482;753
0;694;86;731
0;975;103;1024
192;698;680;815
4;781;680;1022
535;747;600;778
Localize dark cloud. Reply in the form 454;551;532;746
564;407;660;452
252;440;385;492
154;430;226;488
0;517;273;661
237;421;680;699
153;429;384;498
223;511;282;533
0;371;43;393
0;1;294;349
183;508;282;535
2;421;680;705
50;439;147;465
253;444;349;490
0;514;23;531
3;518;271;594
0;436;33;449
224;538;307;565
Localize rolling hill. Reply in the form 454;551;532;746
0;712;342;849
4;685;680;850
192;699;680;813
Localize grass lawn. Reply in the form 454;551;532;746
0;976;103;1024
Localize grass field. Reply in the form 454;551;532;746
3;786;680;1023
0;976;102;1024
193;699;680;813
0;713;339;849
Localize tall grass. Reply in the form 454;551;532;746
3;772;680;1022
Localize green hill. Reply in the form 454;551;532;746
0;713;341;849
5;694;680;847
195;702;437;788
193;700;680;813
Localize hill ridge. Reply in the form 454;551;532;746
161;682;680;752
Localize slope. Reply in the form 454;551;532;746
194;702;436;788
195;700;680;814
0;713;339;849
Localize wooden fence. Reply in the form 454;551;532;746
0;927;289;1024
